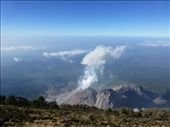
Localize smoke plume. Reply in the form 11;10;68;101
77;45;127;91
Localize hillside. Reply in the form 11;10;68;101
1;105;170;127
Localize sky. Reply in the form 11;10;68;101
1;1;170;37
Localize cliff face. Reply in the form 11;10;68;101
95;89;119;109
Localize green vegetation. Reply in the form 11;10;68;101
0;95;58;108
0;95;170;127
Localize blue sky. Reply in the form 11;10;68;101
1;1;169;37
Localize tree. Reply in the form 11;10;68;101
31;96;45;107
0;95;6;104
47;102;58;109
16;97;29;106
6;96;17;105
106;108;112;113
38;96;45;104
32;100;41;107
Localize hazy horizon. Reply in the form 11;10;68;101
1;1;170;103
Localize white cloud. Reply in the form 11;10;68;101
77;45;127;91
13;57;22;62
153;97;167;105
43;49;88;62
1;45;37;51
143;41;151;43
140;42;170;48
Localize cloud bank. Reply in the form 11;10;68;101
1;46;37;51
43;49;88;62
140;42;170;48
1;45;39;51
77;45;127;91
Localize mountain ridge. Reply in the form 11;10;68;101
56;84;170;109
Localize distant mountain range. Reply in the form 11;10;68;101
56;85;170;109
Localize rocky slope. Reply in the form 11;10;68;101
56;84;168;109
57;88;97;106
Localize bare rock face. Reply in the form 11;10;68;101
113;85;157;108
95;85;157;109
56;84;162;109
95;89;115;109
95;89;126;109
114;84;158;100
57;88;97;106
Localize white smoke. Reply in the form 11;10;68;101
77;45;127;91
